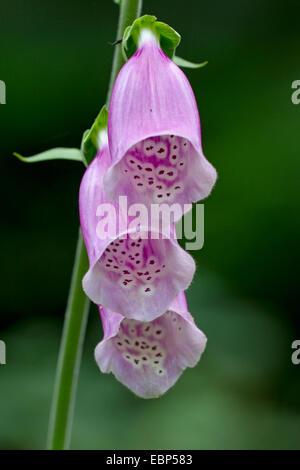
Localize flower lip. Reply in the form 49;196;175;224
82;225;195;322
104;133;217;215
95;294;207;399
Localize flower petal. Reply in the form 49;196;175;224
95;292;207;398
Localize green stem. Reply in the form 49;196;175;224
46;0;143;450
107;0;142;104
47;231;89;450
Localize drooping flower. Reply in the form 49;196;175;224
104;25;217;212
79;132;195;321
95;292;207;398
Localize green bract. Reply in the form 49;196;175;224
13;148;83;164
174;56;208;69
122;15;181;60
81;105;109;166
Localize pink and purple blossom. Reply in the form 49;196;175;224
95;292;207;398
104;29;217;212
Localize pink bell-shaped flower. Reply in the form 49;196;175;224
95;292;207;398
104;27;217;213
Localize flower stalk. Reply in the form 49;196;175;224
46;0;143;450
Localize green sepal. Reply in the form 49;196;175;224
122;15;181;60
174;56;208;69
80;105;109;167
13;148;83;164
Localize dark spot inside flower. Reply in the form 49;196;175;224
134;359;139;365
156;352;162;357
142;357;147;361
157;148;165;154
156;331;162;336
159;170;164;175
173;145;178;149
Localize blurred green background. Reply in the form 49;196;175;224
1;0;300;450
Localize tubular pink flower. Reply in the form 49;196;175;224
95;292;207;398
104;28;217;211
79;136;195;321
